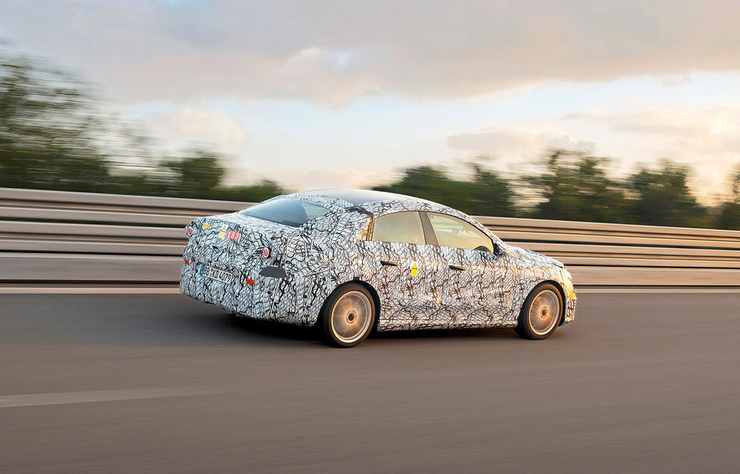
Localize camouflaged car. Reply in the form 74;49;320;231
181;189;576;347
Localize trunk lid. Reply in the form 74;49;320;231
183;212;297;275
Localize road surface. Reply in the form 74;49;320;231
1;293;739;473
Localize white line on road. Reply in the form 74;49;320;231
0;387;220;409
577;287;740;294
0;287;180;295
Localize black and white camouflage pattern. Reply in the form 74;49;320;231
180;192;577;331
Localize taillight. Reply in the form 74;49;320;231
227;230;241;241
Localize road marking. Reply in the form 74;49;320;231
0;387;219;409
0;287;180;295
577;287;740;294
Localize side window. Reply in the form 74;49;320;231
372;211;426;245
427;213;493;252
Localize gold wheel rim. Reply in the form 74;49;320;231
528;289;561;336
330;291;373;344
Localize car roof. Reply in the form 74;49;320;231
300;189;433;206
282;188;494;237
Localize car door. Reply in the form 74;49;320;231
424;212;503;328
357;211;440;329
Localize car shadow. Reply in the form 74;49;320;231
2;295;568;350
373;326;518;341
225;312;523;347
226;314;321;345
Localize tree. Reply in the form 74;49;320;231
627;161;708;228
373;163;518;217
526;150;629;223
460;163;517;217
159;150;226;198
716;166;740;230
212;180;285;202
374;165;461;205
0;53;279;202
0;56;113;192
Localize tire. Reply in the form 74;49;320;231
516;283;563;340
320;283;376;347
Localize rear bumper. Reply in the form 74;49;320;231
180;262;265;318
179;262;316;326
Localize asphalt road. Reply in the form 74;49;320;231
1;293;739;474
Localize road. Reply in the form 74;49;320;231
1;293;739;474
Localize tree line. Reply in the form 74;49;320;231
0;54;283;203
1;53;738;229
376;153;740;229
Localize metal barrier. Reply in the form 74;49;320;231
1;187;739;291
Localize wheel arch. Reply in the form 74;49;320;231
352;279;382;330
318;279;382;331
538;279;567;326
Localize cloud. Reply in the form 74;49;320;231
448;129;594;159
450;106;740;201
569;107;740;197
566;107;740;156
3;0;740;103
145;106;247;155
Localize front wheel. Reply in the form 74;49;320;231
320;284;376;348
516;283;563;340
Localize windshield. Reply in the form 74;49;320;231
240;198;330;227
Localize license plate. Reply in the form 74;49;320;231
205;266;234;283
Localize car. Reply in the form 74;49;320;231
180;189;577;347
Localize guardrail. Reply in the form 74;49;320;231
1;187;739;292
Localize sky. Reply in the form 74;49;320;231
2;0;740;202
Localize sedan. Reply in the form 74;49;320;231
181;189;576;347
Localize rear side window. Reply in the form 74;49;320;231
241;198;329;227
427;213;493;252
372;211;426;245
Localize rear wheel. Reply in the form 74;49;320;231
516;283;563;340
320;284;376;347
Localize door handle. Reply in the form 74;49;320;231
449;264;465;271
380;260;399;267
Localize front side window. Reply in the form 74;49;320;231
427;213;493;252
372;211;426;245
241;198;329;227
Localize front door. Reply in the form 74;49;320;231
424;212;503;327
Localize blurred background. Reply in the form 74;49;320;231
1;1;739;229
3;5;740;474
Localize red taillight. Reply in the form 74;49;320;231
260;247;271;259
227;230;241;241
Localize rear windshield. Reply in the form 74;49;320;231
240;198;330;227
